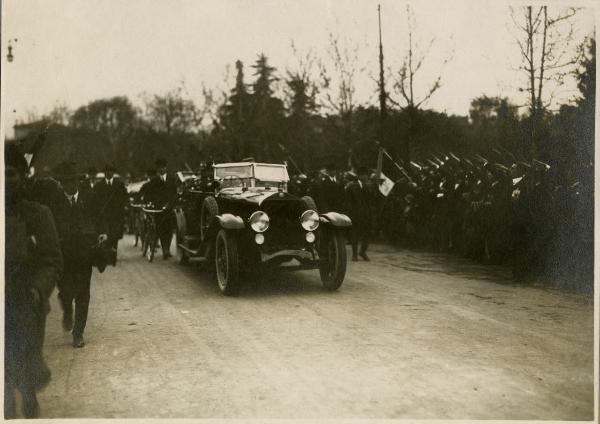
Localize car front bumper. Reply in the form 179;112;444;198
259;248;320;269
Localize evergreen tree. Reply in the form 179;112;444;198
285;71;318;169
576;37;595;166
249;54;285;161
218;60;252;159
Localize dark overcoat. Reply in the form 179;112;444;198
93;179;127;240
344;181;373;230
53;188;106;272
5;200;62;391
316;176;345;213
142;175;178;208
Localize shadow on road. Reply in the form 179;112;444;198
175;259;330;299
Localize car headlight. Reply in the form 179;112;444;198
249;211;270;233
300;210;319;231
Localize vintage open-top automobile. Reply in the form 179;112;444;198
173;161;352;295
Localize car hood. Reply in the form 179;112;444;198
218;188;294;206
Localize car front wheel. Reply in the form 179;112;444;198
318;229;347;291
215;229;240;296
176;230;189;265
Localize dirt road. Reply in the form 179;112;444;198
35;236;594;419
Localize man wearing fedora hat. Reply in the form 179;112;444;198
94;164;127;258
53;162;108;348
142;158;178;259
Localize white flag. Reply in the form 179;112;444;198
378;172;395;197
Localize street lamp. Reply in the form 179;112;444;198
7;38;17;62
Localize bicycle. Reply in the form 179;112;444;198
141;205;166;262
130;203;145;247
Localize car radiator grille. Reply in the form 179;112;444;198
261;199;306;253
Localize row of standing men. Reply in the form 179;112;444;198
291;157;593;287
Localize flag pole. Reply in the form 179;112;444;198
378;4;387;148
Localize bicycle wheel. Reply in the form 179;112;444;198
146;227;157;263
141;225;149;256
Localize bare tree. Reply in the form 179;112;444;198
44;102;71;126
24;108;41;124
510;6;580;157
283;42;321;169
195;65;233;132
285;41;319;115
318;33;365;149
388;5;452;160
319;34;365;117
144;86;201;135
389;5;451;111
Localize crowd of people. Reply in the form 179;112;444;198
4;142;593;417
290;152;593;289
4;144;184;418
4;144;138;418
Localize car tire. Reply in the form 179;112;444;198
300;195;318;213
176;229;189;265
318;228;347;291
174;209;189;265
215;229;240;296
201;196;219;240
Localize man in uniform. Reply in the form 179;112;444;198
94;164;127;259
345;166;372;261
4;144;62;417
53;162;107;348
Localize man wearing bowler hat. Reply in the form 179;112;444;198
143;158;178;259
94;164;127;259
53;162;107;348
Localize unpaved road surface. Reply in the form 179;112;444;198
34;235;594;419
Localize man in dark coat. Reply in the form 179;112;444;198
53;162;107;348
139;169;157;202
345;166;373;261
93;165;127;257
142;158;178;259
315;163;345;213
5;144;62;418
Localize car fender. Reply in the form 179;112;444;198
319;212;352;227
174;208;186;233
216;213;245;230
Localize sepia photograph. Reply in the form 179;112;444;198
1;0;597;420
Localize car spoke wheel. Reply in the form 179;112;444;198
201;197;219;241
318;229;347;291
215;229;240;296
176;230;189;264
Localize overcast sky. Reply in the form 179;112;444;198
1;0;596;136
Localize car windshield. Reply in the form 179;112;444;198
213;163;289;190
254;165;289;183
214;165;253;180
